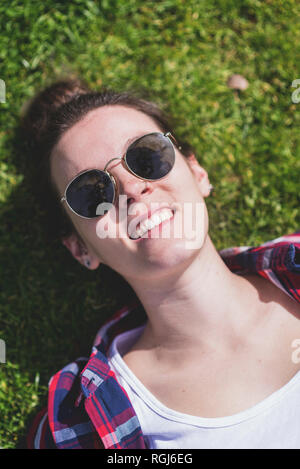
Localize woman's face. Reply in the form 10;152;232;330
51;105;210;283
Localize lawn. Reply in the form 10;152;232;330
0;0;299;448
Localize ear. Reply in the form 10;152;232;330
186;154;211;198
62;232;101;270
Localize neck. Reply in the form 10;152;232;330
127;235;268;360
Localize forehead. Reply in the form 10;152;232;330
51;105;162;183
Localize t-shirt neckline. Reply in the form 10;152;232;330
108;325;300;428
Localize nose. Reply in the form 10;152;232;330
109;161;153;207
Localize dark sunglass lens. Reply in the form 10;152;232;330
66;170;114;218
125;133;175;180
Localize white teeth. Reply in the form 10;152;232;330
130;208;174;239
159;212;169;222
151;214;161;225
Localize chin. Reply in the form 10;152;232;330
142;237;204;273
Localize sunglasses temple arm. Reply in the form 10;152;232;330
165;132;182;151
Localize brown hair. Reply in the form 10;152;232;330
19;78;193;241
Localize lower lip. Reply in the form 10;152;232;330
130;211;175;242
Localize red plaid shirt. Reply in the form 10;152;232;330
27;231;300;449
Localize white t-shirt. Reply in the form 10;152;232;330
107;325;300;449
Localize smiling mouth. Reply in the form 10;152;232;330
128;208;176;240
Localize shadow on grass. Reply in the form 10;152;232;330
0;125;139;448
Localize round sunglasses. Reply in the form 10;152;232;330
60;132;180;219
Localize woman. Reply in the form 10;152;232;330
24;79;300;449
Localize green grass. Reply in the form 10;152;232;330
0;0;299;448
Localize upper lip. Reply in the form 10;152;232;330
128;203;175;239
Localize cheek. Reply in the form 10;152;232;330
95;203;129;241
95;218;119;240
68;214;113;255
168;158;202;199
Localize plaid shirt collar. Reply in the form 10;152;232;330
31;232;300;449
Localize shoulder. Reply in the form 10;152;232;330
221;231;300;303
243;272;300;375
